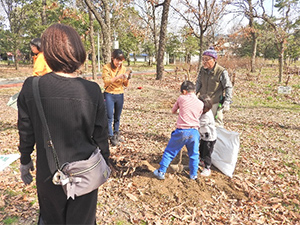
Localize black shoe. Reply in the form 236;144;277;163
109;135;119;146
114;131;124;143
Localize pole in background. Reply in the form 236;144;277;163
112;32;119;50
97;30;100;73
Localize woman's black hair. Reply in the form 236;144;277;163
199;94;213;113
111;49;125;69
180;80;195;93
30;38;41;51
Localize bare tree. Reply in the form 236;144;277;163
84;0;112;64
88;10;97;80
156;0;172;80
231;0;259;72
247;0;258;73
134;0;161;63
254;0;298;83
173;0;229;71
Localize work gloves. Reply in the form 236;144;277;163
222;102;230;112
20;160;34;185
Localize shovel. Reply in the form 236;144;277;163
169;149;185;172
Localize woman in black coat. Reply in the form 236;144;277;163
18;23;109;225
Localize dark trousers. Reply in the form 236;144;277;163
37;174;98;225
199;139;216;169
104;92;124;137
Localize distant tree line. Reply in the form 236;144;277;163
0;0;300;82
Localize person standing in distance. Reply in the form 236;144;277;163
195;47;233;127
102;49;131;146
18;23;109;225
30;38;52;76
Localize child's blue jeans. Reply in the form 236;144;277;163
159;128;200;177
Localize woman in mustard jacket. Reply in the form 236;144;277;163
102;49;131;146
30;38;52;76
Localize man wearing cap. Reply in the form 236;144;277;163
195;47;233;127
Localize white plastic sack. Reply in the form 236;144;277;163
211;127;240;178
0;154;20;171
7;92;19;110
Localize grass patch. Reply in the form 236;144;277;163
30;199;37;206
284;161;300;177
4;189;19;197
277;174;284;179
115;220;132;225
3;216;19;224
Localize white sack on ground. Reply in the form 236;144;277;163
7;92;19;110
0;154;20;171
211;127;240;178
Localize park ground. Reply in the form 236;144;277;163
0;62;299;224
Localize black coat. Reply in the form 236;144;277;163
18;73;110;178
18;72;109;225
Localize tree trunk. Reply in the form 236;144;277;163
149;56;153;66
197;32;204;73
14;58;19;70
278;42;284;83
248;0;257;73
89;10;97;80
127;55;131;66
14;49;19;70
41;0;47;25
278;55;283;83
134;53;137;64
152;4;159;62
85;52;89;72
250;33;257;73
84;0;111;64
156;0;171;80
186;54;191;63
15;61;19;70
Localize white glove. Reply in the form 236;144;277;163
20;160;34;185
223;102;230;112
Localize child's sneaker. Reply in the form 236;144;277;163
190;175;198;180
154;169;165;180
201;168;211;177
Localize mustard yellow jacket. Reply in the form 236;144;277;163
102;63;129;94
32;52;52;76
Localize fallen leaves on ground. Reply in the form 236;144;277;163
0;66;299;224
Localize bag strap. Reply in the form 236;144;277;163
32;77;61;170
